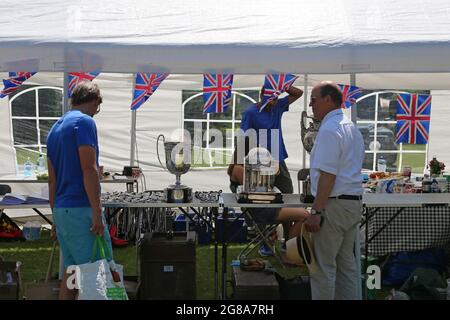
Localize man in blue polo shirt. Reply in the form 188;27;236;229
47;80;112;300
240;84;303;256
240;85;303;192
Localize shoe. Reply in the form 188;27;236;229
258;244;274;257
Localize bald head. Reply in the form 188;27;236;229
309;81;343;120
316;81;342;108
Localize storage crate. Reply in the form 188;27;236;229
139;232;196;299
231;266;279;300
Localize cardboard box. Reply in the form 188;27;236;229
25;280;61;300
0;259;20;300
232;266;279;300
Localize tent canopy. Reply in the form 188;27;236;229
1;0;450;78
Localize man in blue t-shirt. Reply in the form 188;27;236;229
47;80;112;300
240;85;303;193
239;85;303;256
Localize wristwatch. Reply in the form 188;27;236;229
311;208;322;216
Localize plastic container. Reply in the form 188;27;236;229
377;156;387;172
36;154;46;173
22;221;41;241
23;157;33;177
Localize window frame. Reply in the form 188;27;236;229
355;90;428;172
9;85;63;165
182;90;257;168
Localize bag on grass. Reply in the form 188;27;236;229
382;248;447;286
75;236;128;300
399;267;447;300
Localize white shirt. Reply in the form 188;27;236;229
310;109;365;197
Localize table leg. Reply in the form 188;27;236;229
222;206;228;300
364;206;368;300
32;208;53;225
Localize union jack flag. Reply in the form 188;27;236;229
0;72;36;98
260;73;298;111
338;84;363;109
68;70;101;97
203;74;233;113
131;73;168;110
395;93;431;144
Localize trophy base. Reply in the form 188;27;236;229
237;191;283;204
165;185;193;203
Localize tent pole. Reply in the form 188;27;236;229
350;73;357;123
63;72;69;113
130;110;137;166
350;72;363;300
302;74;308;169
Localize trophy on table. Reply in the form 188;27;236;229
299;111;321;203
237;146;282;203
157;134;192;203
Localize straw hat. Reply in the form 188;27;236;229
285;224;318;274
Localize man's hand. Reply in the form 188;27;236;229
51;225;57;241
90;208;104;236
304;214;322;233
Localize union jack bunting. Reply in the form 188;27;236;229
0;72;36;98
395;93;431;144
131;73;168;110
260;73;298;111
203;74;233;113
68;70;101;97
338;84;363;109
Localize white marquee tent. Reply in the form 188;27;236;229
1;0;450;200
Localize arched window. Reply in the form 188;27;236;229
10;86;63;168
355;90;428;173
182;90;258;167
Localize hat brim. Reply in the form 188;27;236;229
286;225;318;274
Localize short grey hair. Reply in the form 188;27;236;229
70;81;102;107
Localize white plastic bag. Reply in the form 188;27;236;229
73;236;128;300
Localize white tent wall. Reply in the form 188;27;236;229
0;72;309;197
429;90;450;164
1;0;450;216
2;1;450;74
2;72;450;195
0;86;15;175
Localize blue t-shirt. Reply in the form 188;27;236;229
240;96;289;162
46;110;99;208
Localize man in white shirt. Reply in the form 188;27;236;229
304;81;365;300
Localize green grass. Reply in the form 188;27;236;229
191;148;232;168
0;231;306;299
16;148;41;166
398;144;426;173
1;231;391;300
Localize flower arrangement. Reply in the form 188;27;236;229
428;156;445;176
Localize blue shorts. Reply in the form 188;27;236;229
53;207;113;269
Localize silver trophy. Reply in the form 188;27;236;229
157;134;192;203
300;111;321;153
299;111;321;203
237;147;282;203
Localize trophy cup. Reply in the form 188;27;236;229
300;111;321;153
299;111;321;203
237;147;282;203
157;134;192;203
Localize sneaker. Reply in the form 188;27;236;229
258;244;274;257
